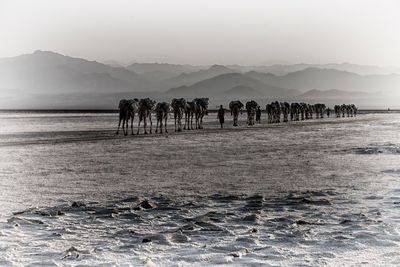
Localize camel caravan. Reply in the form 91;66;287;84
116;98;357;136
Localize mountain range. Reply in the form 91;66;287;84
0;50;399;108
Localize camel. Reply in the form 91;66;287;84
334;105;341;117
334;104;357;118
229;100;244;126
351;104;357;117
314;103;326;119
155;102;170;134
246;100;258;126
306;104;314;119
137;98;156;134
184;101;196;130
193;98;209;129
341;104;347;117
280;102;290;122
272;101;281;123
300;102;307;120
116;98;139;136
290;103;300;121
171;98;186;132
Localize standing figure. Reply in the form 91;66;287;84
256;106;261;124
326;107;331;118
217;105;225;128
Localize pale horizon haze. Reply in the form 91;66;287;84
0;0;399;66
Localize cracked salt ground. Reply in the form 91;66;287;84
1;112;400;265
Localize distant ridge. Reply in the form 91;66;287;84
166;72;300;98
126;62;202;81
0;50;400;108
298;89;368;99
164;64;238;88
0;50;150;94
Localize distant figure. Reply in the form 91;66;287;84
326;107;331;118
256;106;261;124
217;105;225;128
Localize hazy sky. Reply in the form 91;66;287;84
0;0;399;66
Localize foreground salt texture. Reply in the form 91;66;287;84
0;112;400;266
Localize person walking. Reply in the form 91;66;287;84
217;105;225;128
256;106;261;124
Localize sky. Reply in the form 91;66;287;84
0;0;399;66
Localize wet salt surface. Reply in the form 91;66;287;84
1;112;400;265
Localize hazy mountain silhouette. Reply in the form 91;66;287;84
166;73;300;98
164;65;237;88
225;85;262;98
1;50;400;108
126;63;202;81
230;63;400;76
298;89;368;99
0;50;151;95
246;68;400;94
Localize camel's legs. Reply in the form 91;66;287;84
183;113;187;130
116;117;122;135
143;115;147;134
174;114;177;132
137;117;141;135
149;113;153;134
131;114;135;135
122;117;128;136
164;115;168;133
126;118;129;135
178;115;180;131
155;118;159;133
199;114;202;129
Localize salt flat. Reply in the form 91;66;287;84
0;112;400;266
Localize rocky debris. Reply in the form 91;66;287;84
7;217;44;225
242;214;260;223
136;200;154;210
61;246;91;260
71;201;86;208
